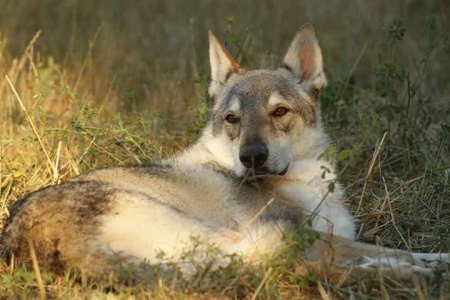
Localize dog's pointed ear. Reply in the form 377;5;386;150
208;31;244;99
282;24;327;91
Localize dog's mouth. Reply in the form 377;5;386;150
244;164;289;180
278;165;289;176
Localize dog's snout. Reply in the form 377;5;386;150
239;143;268;169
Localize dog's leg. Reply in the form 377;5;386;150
304;232;449;281
410;252;450;268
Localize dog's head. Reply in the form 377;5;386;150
204;24;329;178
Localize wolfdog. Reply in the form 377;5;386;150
1;24;448;282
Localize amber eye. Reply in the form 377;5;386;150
273;107;288;117
225;114;238;124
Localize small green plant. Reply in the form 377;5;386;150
225;16;255;66
372;18;445;168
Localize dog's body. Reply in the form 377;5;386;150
1;25;448;281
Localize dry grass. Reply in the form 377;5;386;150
0;0;449;298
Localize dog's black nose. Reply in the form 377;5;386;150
239;143;268;169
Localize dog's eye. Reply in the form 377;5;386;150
225;114;238;124
273;107;288;117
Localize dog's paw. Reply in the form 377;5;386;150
348;254;449;278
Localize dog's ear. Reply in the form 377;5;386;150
208;31;244;99
282;24;327;92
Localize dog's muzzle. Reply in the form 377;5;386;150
239;143;288;176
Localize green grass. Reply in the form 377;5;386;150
0;0;449;298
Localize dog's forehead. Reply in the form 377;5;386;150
231;70;296;98
213;69;312;116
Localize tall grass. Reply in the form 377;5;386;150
0;0;449;298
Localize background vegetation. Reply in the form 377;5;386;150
0;0;449;298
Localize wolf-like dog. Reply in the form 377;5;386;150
1;25;448;282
